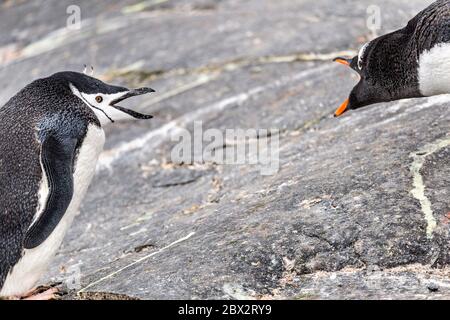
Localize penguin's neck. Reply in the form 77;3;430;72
418;42;450;97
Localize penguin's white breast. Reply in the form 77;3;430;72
418;43;450;96
0;125;105;297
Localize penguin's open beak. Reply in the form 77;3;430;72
110;87;155;119
333;57;353;117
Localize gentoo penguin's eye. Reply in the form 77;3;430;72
95;96;103;103
357;42;369;70
357;58;363;70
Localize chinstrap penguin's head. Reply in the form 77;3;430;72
52;71;154;125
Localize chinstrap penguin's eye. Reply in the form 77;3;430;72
95;96;103;103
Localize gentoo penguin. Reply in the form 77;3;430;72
333;0;450;117
0;71;154;299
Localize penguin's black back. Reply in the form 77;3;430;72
0;75;99;288
408;0;450;56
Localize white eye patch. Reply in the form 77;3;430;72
69;83;131;125
80;91;126;108
358;42;370;70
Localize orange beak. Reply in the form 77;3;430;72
333;57;353;117
333;57;351;66
334;99;349;117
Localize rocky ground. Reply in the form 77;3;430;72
2;0;450;300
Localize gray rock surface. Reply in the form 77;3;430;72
2;0;450;299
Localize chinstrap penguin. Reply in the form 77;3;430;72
333;0;450;117
0;71;154;299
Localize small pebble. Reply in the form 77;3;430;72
427;283;439;292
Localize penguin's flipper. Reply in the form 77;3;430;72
23;134;78;249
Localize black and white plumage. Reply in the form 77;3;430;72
0;71;154;297
333;0;450;116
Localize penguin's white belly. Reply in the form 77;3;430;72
0;125;105;297
418;43;450;96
